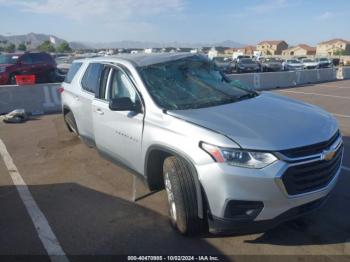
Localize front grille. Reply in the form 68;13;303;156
281;145;342;195
279;131;340;158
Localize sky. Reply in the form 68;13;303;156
0;0;349;45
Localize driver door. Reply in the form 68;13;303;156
92;65;144;173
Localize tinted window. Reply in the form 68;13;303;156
32;53;45;64
64;62;82;83
0;54;19;65
21;55;33;65
81;63;103;93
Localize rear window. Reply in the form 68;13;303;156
81;63;103;93
64;62;82;83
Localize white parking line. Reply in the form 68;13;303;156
0;139;69;262
279;90;350;100
317;84;350;89
342;166;350;172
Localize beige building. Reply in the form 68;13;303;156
282;44;316;56
316;39;350;56
223;48;238;55
237;46;256;56
256;40;288;55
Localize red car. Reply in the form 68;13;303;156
0;52;57;85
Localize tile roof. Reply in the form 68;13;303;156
319;38;350;45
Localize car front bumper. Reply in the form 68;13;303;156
197;150;343;233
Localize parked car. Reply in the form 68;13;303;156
212;56;234;73
282;59;304;71
259;57;283;72
302;58;319;69
235;58;260;73
315;57;333;68
0;52;57;85
56;56;75;75
297;56;307;61
332;58;340;67
61;53;342;235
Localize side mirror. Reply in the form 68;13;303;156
109;97;142;112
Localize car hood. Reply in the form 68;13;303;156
240;63;259;67
287;63;303;67
167;92;338;151
265;63;281;67
304;62;318;66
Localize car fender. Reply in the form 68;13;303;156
145;144;204;219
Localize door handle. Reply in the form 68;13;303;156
74;96;80;101
96;108;104;115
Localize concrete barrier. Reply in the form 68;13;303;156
342;66;350;79
227;68;339;91
0;83;61;115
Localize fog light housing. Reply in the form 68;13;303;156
224;200;264;220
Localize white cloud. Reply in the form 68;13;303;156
316;11;334;20
0;0;185;21
249;0;289;14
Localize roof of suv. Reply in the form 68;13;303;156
81;52;196;67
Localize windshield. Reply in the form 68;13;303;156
240;58;255;64
213;57;228;62
264;58;278;62
138;55;255;110
320;58;328;61
287;60;300;64
0;54;18;65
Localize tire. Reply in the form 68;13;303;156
163;156;203;235
47;69;56;83
64;111;79;135
9;74;17;85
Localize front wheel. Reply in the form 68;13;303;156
163;156;204;235
64;111;79;135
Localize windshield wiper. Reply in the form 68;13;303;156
236;92;259;101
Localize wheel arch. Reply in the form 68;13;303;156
144;145;204;219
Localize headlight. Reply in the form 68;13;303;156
200;142;277;169
0;67;6;73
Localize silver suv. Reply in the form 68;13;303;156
61;53;343;235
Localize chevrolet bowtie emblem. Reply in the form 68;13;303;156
322;149;336;161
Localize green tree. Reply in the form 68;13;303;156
5;43;16;53
56;41;72;53
17;42;27;51
37;40;56;52
333;49;348;56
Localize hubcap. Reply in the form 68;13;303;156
164;172;176;222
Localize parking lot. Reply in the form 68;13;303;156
0;80;350;261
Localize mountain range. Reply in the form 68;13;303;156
0;33;246;50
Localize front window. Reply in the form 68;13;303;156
240;58;255;64
138;55;255;110
264;58;278;62
0;54;18;65
287;60;301;64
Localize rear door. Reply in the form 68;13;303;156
92;65;144;172
78;63;103;140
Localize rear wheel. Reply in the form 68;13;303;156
64;111;78;135
163;156;203;235
9;74;17;85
